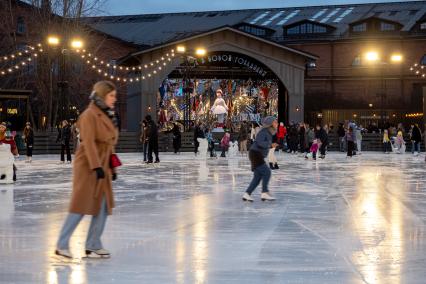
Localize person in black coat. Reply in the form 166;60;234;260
299;123;307;153
337;123;346;152
172;123;181;154
145;115;160;163
412;123;422;155
287;123;298;153
193;122;205;155
315;124;328;159
23;122;34;163
56;120;72;163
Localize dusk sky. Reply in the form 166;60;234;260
102;0;420;15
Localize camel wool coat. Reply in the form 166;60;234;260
69;102;119;215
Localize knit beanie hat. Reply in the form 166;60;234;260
261;116;277;128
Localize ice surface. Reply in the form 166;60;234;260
1;152;426;283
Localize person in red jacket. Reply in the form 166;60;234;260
277;122;287;151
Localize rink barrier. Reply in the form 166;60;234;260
13;131;423;155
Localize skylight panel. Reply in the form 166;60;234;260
310;9;328;21
250;11;270;25
333;7;354;23
276;10;300;26
320;8;341;23
261;11;285;26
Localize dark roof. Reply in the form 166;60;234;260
128;26;318;61
84;1;426;46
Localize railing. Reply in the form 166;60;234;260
15;131;423;155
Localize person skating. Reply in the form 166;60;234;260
242;116;278;202
315;124;328;159
411;123;421;156
194;121;204;155
220;132;230;157
0;122;18;181
305;138;319;160
346;127;355;158
268;132;279;169
337;123;345;152
23;122;34;163
139;120;149;161
287;123;298;153
238;122;249;155
172;123;181;154
383;129;392;153
145;115;160;163
56;120;72;163
71;121;80;154
276;122;286;151
55;81;119;259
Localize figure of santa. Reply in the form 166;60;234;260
211;89;228;126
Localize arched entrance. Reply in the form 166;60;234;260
159;51;288;128
124;27;316;131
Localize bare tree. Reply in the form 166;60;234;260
0;0;122;130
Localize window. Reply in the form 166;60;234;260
381;22;395;31
409;10;419;16
352;23;366;32
286;23;327;35
389;11;398;16
238;25;266;36
287;26;299;34
352;56;362;66
16;17;26;35
421;55;426;65
421;22;426;30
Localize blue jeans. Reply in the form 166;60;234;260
143;142;148;161
245;163;271;195
414;141;420;152
57;198;108;250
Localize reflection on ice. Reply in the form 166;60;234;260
352;168;404;284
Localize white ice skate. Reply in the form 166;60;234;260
261;192;276;201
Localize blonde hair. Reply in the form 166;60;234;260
92;81;116;99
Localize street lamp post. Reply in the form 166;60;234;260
47;36;84;127
177;45;207;131
364;51;403;128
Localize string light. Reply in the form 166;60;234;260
0;50;42;77
409;62;426;79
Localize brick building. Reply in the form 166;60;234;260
0;0;138;130
85;1;426;129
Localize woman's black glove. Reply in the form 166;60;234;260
94;167;105;179
112;173;117;181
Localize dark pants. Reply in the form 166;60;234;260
246;163;271;194
61;141;71;162
414;141;420;152
143;142;148;161
194;140;199;154
148;141;159;162
347;141;354;157
173;138;180;154
26;144;33;157
383;142;392;152
319;143;327;156
220;147;227;157
208;141;215;157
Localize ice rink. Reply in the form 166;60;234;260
1;152;426;283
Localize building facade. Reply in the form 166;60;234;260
86;1;426;129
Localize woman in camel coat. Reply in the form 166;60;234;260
56;81;119;259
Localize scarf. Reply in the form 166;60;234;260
90;92;118;128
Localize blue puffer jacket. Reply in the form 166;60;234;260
250;127;273;158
